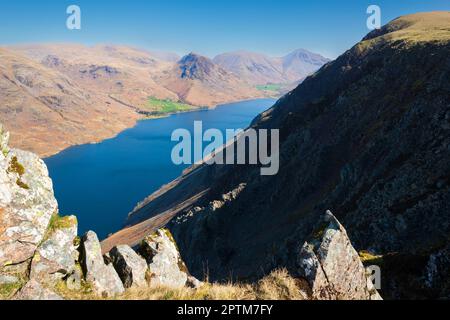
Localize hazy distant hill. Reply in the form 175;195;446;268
213;51;286;85
281;48;330;82
147;50;181;62
213;49;330;85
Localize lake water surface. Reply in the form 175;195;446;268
45;99;276;239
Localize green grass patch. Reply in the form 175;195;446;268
44;214;78;241
256;84;283;92
359;251;384;266
145;97;193;115
7;156;25;176
15;179;29;190
0;282;22;299
49;214;77;231
0;274;27;299
7;156;30;189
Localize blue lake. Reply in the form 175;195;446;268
45;99;276;239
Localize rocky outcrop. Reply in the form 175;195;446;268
297;211;381;300
110;245;148;288
0;125;57;266
139;229;188;288
0;125;208;300
80;231;125;297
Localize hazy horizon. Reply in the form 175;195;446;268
3;42;333;60
1;0;450;59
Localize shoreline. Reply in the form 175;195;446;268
44;97;278;160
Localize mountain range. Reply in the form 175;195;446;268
213;49;330;85
0;45;328;157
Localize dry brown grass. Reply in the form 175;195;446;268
119;269;310;301
255;269;310;300
55;268;310;300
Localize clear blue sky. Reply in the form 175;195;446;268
1;0;449;58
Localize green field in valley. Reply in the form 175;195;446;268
146;97;193;115
255;84;283;92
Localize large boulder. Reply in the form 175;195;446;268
110;245;148;288
13;279;62;300
297;211;382;300
0;125;57;266
80;231;124;297
30;215;78;285
139;229;188;288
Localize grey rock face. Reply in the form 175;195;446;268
110;245;148;288
0;143;58;266
139;229;188;288
30;216;78;285
13;280;62;300
297;211;382;300
80;231;124;297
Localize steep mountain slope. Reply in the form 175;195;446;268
159;53;264;107
213;49;330;85
108;12;450;299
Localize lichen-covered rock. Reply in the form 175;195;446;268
80;231;124;297
110;245;148;288
0;132;58;266
13;279;62;300
297;211;382;300
30;215;78;285
139;229;188;288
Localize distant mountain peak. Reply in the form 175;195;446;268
178;53;222;80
